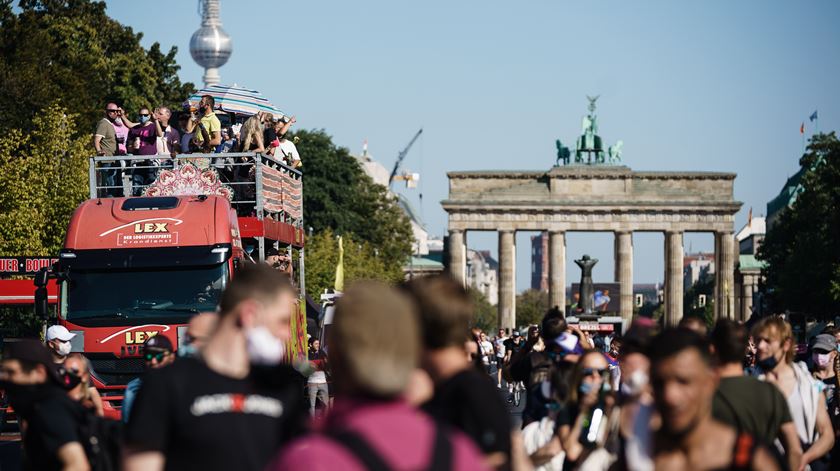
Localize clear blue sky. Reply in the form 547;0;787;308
107;0;840;292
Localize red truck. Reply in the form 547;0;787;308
33;152;307;419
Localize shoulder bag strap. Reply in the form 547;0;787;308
328;430;392;471
426;421;453;471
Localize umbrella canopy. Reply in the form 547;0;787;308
189;84;284;117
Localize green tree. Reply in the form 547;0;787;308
758;132;840;317
516;289;549;329
0;104;89;255
0;0;194;134
303;229;405;300
684;272;714;324
469;288;497;333
294;128;413;269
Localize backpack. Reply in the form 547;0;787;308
327;421;452;471
77;408;123;471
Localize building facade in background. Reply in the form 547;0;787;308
531;232;549;291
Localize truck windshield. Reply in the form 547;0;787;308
63;264;227;323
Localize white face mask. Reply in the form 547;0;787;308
246;326;285;365
55;341;72;357
619;370;648;397
813;352;832;369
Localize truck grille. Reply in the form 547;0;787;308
89;357;145;386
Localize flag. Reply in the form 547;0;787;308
334;236;344;292
810;110;818;122
800;123;805;134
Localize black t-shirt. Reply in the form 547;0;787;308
422;368;512;471
22;388;83;471
125;357;307;471
503;338;524;357
712;376;792;445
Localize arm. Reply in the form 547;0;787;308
57;442;90;471
153;114;164;138
510;430;534;471
801;402;835;468
209;131;222;147
123;450;164;471
93;135;104;155
777;422;802;471
560;413;587;462
88;386;104;417
277;115;296;136
529;434;563;467
118;108;137;128
751;445;783;471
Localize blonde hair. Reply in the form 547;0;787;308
752;316;795;364
239;114;264;152
330;282;420;398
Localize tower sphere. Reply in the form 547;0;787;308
189;25;232;69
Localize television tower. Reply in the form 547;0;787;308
189;0;232;87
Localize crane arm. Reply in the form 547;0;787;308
388;128;423;188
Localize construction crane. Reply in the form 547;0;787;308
388;128;423;189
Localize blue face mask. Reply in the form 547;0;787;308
579;381;595;395
139;115;151;124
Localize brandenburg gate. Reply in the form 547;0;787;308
442;98;742;329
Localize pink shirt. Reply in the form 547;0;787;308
268;398;488;471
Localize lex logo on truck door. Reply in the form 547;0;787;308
125;330;159;344
134;222;169;233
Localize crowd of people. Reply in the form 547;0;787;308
92;96;301;195
2;269;840;470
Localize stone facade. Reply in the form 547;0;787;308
443;166;741;330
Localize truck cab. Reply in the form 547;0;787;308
52;195;241;414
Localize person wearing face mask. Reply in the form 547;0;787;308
710;319;802;471
125;107;159;189
45;324;76;364
63;353;105;417
612;325;655;471
753;316;835;470
556;350;615;468
809;333;840;464
121;335;175;424
123;264;306;471
0;339;90;471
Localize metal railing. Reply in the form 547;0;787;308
88;152;303;227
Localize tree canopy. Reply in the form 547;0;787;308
516;289;549;330
758;132;840;317
0;104;89;255
294;128;414;277
0;0;193;134
302;229;404;301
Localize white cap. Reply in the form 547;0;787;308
46;325;76;342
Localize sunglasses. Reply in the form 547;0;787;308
582;367;608;378
144;351;169;362
106;109;119;113
139;113;150;117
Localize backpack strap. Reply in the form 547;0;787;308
427;421;452;471
328;430;392;471
327;421;452;471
